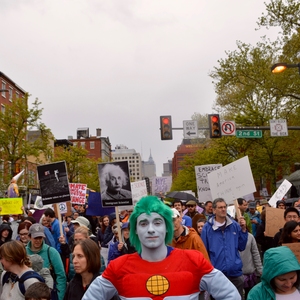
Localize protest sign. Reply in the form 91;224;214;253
207;156;256;204
98;161;132;207
131;180;148;206
282;243;300;263
265;206;285;237
151;176;172;195
69;183;87;205
268;179;292;207
37;161;71;205
194;164;222;202
86;191;114;216
0;198;23;215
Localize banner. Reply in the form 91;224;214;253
268;179;292;207
131;180;148;206
151;176;172;195
0;198;23;215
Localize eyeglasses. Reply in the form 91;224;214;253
19;232;28;236
187;205;195;208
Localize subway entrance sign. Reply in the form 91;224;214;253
236;130;263;138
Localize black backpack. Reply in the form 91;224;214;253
2;270;45;295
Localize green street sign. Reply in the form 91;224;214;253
236;130;263;138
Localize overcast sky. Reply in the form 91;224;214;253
0;0;278;176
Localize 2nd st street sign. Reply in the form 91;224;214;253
236;130;263;138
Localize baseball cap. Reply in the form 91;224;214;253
71;216;90;228
248;202;256;209
171;208;180;218
28;223;45;238
121;222;129;230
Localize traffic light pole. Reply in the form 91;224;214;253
169;126;300;130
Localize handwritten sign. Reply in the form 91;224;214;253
195;164;222;202
69;183;87;204
269;179;292;207
0;198;23;215
207;156;256;204
131;180;148;206
265;206;285;237
282;243;300;263
151;176;172;195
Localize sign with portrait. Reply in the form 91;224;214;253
98;161;132;207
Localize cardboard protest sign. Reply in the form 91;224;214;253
37;161;71;205
151;176;172;195
282;243;300;263
269;179;292;207
265;206;285;237
194;164;222;202
131;180;148;206
98;161;132;207
207;156;256;204
69;183;87;205
0;198;23;215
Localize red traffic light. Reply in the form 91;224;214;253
160;116;173;140
208;114;221;138
211;115;219;123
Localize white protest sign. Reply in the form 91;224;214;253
130;180;148;206
69;183;87;205
207;156;256;204
268;179;292;207
194;164;222;202
151;176;172;195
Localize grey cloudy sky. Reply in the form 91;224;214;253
0;0;278;176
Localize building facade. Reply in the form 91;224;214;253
112;145;142;182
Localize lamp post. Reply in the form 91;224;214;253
271;63;300;75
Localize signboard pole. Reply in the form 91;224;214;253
55;203;64;237
115;206;122;239
234;199;242;219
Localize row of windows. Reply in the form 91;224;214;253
114;157;139;161
73;141;95;149
1;81;21;101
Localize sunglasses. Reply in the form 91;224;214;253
187;205;195;208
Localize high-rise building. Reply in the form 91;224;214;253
112;145;142;182
142;150;156;178
162;160;172;177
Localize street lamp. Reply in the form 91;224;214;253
271;63;300;75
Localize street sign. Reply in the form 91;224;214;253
221;121;236;136
270;119;288;137
236;130;263;138
183;120;198;138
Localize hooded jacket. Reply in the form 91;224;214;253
247;246;300;300
201;214;247;277
0;223;12;246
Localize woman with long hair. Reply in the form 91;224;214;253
0;240;42;300
279;220;300;245
17;222;32;246
63;239;100;300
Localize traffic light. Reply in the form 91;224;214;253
160;116;173;140
208;114;221;138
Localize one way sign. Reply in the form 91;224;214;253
183;120;198;138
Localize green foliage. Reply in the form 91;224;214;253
0;94;53;179
53;145;100;191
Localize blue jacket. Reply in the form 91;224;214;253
201;214;248;277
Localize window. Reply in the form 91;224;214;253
90;141;95;149
1;104;5;113
73;142;77;147
1;82;6;97
28;170;35;186
9;87;13;102
80;142;85;149
16;91;19;98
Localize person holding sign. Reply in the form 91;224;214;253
82;196;240;300
100;164;132;200
247;246;300;300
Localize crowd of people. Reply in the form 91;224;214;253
0;194;299;299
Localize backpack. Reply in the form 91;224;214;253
2;270;45;295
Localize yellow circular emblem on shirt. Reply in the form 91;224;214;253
146;275;170;295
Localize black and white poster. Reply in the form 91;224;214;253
37;161;71;205
98;161;132;207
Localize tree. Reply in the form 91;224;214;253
53;145;100;191
0;94;53;182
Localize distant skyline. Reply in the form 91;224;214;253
0;1;279;176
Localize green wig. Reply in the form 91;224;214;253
129;195;173;254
